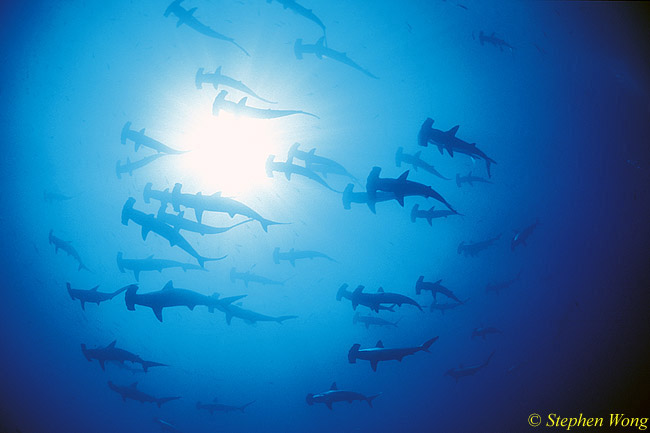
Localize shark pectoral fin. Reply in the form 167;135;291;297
80;301;85;311
396;195;405;207
237;97;248;106
153;307;164;322
141;227;150;241
195;209;204;223
370;360;378;372
99;360;105;370
290;259;295;267
134;271;140;281
226;314;233;325
326;402;333;410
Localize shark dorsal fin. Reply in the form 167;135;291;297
459;363;464;369
377;287;384;293
330;382;337;390
126;157;131;165
147;254;154;259
211;191;222;197
308;148;316;155
414;151;422;158
398;170;409;181
188;7;197;15
429;206;436;212
316;36;325;47
130;382;138;388
468;171;472;176
353;285;364;294
376;340;384;348
139;128;145;134
163;280;174;290
215;66;222;75
448;125;460;136
213;397;218;403
107;340;117;348
238;97;248;106
435;279;442;284
91;285;100;291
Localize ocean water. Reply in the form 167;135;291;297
1;1;649;432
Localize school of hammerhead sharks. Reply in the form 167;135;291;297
45;0;538;429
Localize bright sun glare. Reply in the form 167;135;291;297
177;111;278;196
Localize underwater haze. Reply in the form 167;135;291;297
1;1;649;432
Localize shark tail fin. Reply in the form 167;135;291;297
116;160;122;179
124;284;139;311
111;284;130;299
342;184;354;210
305;394;314;405
415;276;424;295
66;282;75;300
198;254;228;268
420;336;439;353
366;393;381;408
260;219;286;233
156;396;181;408
456;173;461;187
276;315;298;324
141;361;167;373
240;401;256;412
395;147;403;167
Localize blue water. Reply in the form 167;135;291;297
1;1;649;432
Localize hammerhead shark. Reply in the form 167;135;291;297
154;418;183;433
306;383;380;410
366;167;457;213
418;118;497;177
117;252;206;282
348;337;438;371
266;155;339;192
471;326;502;340
164;0;249;56
43;191;74;203
294;37;378;79
48;230;89;271
456;171;492;187
445;351;495;382
116;154;165;179
511;219;539;250
144;183;173;208
273;247;336;266
353;312;400;329
457;234;501;257
125;281;245;322
337;286;396;313
121;197;226;267
486;272;521;295
81;340;166;372
415;277;464;303
213;90;318;119
479;31;514;52
169;183;285;232
108;381;180;407
195;67;276;104
157;208;252;236
342;184;395;213
66;282;128;310
337;284;421;312
230;267;284;288
196;398;255;414
267;0;326;35
395;147;449;180
287;143;356;181
430;299;469;314
210;295;298;325
121;122;186;154
410;204;456;225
